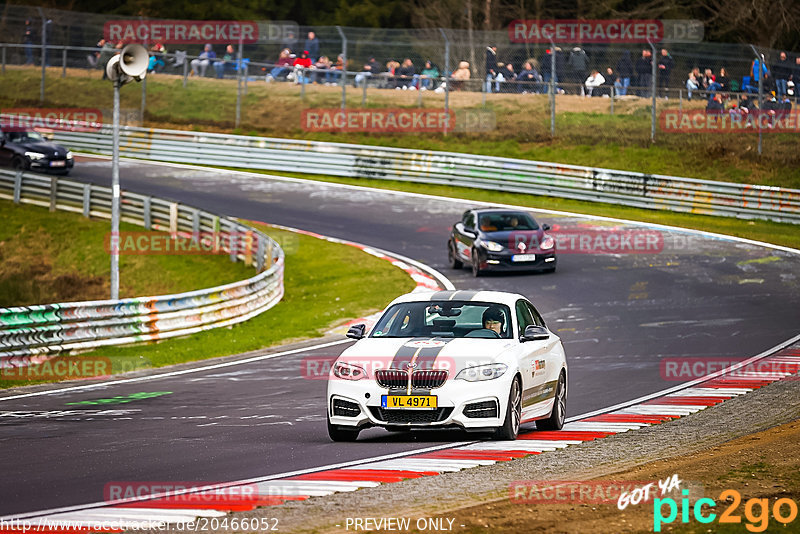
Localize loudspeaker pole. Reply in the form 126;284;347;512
105;43;148;300
111;78;121;299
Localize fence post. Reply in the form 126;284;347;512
235;38;243;129
229;222;238;263
336;26;347;110
749;44;764;155
37;7;47;102
13;171;22;204
2;45;6;74
549;38;555;137
182;57;188;88
610;85;614;115
362;81;367;107
439;28;450;136
82;183;91;217
169;203;178;233
649;40;657;143
61;47;66;78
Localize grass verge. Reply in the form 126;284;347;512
0;223;415;389
0;199;253;306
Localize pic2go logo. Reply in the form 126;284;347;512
654;489;798;532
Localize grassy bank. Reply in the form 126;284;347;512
0;199;253;306
0;221;416;389
2;67;800;188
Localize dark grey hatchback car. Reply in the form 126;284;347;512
448;208;557;276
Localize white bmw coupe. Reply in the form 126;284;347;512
326;290;568;441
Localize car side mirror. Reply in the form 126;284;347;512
542;224;551;231
521;325;550;342
346;324;366;340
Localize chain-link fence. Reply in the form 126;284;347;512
1;4;799;153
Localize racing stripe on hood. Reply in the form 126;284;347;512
429;290;479;301
390;338;454;370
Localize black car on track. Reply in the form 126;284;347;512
448;208;557;276
0;129;74;175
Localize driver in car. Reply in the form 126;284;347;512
482;306;506;336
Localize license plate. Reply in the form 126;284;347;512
512;254;536;262
50;160;66;167
381;395;438;409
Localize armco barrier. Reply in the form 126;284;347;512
0;169;284;367
46;124;800;224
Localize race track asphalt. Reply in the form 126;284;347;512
2;157;798;516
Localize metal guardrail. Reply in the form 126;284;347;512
48;124;800;224
0;169;284;366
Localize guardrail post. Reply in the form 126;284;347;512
192;209;200;240
182;58;188;88
229;223;238;263
82;183;91;217
13;171;22;204
256;235;266;271
169;203;178;233
62;47;67;78
49;176;57;212
143;197;151;229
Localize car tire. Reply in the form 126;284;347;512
327;417;360;442
11;156;29;171
471;249;483;277
537;372;566;431
494;376;521;440
448;240;463;269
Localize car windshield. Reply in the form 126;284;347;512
478;212;538;232
5;131;45;143
371;301;513;339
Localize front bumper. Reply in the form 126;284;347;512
29;157;74;173
476;249;557;271
327;374;513;431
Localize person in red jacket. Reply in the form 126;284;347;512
293;50;313;84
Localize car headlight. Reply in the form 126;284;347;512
25;151;46;160
540;235;555;250
455;363;508;381
477;239;504;252
66;151;73;159
332;361;366;380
